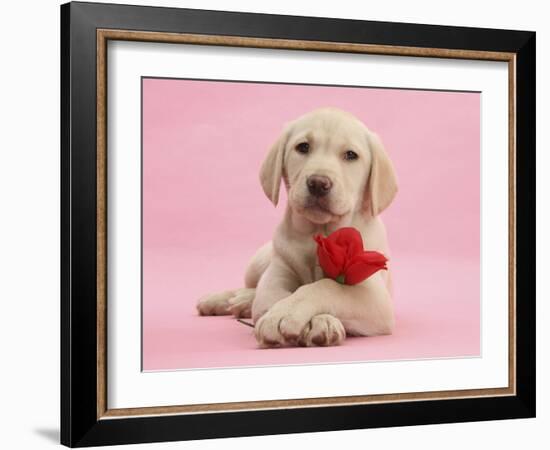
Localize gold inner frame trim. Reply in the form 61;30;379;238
96;28;517;420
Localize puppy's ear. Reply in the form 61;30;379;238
363;131;398;216
259;127;290;206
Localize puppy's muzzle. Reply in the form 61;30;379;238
307;175;333;198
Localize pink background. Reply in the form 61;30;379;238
142;78;480;371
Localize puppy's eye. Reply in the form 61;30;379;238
344;150;359;161
295;142;310;154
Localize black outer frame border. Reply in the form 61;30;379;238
60;1;536;447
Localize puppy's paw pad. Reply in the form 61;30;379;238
254;312;295;348
299;314;346;347
254;301;314;348
254;314;281;348
278;316;303;343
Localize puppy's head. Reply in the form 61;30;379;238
260;108;397;224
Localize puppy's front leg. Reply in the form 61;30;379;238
251;257;299;324
255;274;394;347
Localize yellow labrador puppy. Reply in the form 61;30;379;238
197;107;398;347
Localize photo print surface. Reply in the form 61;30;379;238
141;77;481;371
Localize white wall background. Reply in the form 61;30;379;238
0;0;545;448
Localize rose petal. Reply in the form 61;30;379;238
314;234;347;279
343;251;388;285
328;227;364;258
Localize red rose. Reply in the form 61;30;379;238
313;227;388;285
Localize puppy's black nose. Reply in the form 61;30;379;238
307;175;333;197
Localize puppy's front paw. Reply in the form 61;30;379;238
298;314;346;347
254;303;310;348
196;290;235;316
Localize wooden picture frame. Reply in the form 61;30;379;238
61;1;535;447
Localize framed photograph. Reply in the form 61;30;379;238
61;1;535;447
